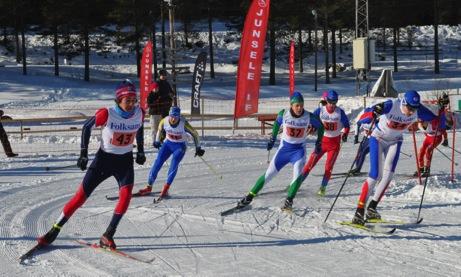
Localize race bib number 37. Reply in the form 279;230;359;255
111;132;135;146
286;127;305;138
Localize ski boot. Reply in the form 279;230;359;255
137;185;152;196
351;208;365;226
365;207;381;221
159;184;170;198
413;167;424;177
421;167;430;177
100;227;116;250
349;168;361;176
37;224;61;246
6;152;18;157
317;186;326;197
281;198;293;211
237;193;254;208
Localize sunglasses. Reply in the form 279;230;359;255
327;100;338;105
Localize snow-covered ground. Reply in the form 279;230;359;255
0;25;461;276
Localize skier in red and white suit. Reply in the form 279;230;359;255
302;90;350;196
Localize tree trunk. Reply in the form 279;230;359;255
298;27;303;73
393;27;398;72
382;28;386;51
434;0;440;74
53;24;59;76
208;5;215;78
15;29;20;63
331;28;336;78
339;28;343;54
135;22;141;77
161;1;166;69
21;28;26;75
183;18;189;47
269;23;275;85
407;27;412;50
84;25;89;81
323;26;330;84
152;21;158;80
308;29;312;51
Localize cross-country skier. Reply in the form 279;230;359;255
137;106;204;199
349;113;376;176
237;92;324;210
37;80;146;249
351;90;437;225
414;93;450;177
300;89;350;196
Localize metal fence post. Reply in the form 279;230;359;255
201;98;205;138
20;120;23;139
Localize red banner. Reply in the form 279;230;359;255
140;41;153;110
289;40;295;96
234;0;271;118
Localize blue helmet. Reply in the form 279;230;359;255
402;90;420;109
290;91;304;104
326;89;338;103
169;106;181;117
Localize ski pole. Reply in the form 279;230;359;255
446;145;461;155
267;150;271;164
45;164;76;171
412;130;423;186
324;119;376;223
400;151;412;158
417;114;442;222
434;147;459;166
199;156;222;180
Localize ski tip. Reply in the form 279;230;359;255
416;218;423;224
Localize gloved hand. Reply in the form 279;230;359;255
77;149;88;171
373;103;384;118
153;141;162;149
442;138;448;147
267;137;275;151
195;146;205;157
354;135;359;144
341;133;348;143
314;141;322;154
136;152;146;165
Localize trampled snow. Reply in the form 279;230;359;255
0;25;460;276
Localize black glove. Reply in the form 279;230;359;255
314;141;322;154
267;137;275;151
341;133;348;143
195;146;205;157
136;152;146;165
373;103;384;118
442;138;448;147
77;149;88;171
153;141;162;149
354;135;359;144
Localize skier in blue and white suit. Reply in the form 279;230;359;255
237;91;324;210
352;90;437;225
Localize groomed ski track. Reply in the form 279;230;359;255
1;137;460;276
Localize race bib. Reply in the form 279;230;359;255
323;121;338;131
286;127;305;138
167;134;183;140
111;132;136;146
387;121;409;130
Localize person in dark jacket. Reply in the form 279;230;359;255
157;69;174;117
147;82;162;140
0;110;18;157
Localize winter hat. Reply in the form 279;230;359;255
169;106;181;118
321;91;328;101
149;82;159;92
326;89;338;103
290;91;304;105
402;90;420;109
115;79;136;100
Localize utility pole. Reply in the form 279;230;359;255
165;0;178;106
312;10;318;92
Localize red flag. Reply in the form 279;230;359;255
234;0;271;118
140;41;153;110
289;40;295;96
